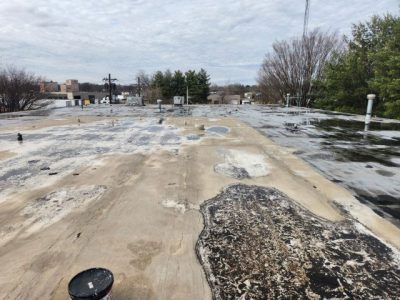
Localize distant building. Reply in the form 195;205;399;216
41;91;109;108
224;95;241;105
208;94;246;105
117;92;130;104
244;92;253;99
39;81;59;93
207;94;222;105
60;79;79;93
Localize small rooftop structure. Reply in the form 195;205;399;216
126;96;143;106
174;96;185;106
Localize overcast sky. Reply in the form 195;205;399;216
0;0;398;85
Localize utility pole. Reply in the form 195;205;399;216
103;74;117;103
286;93;290;107
137;77;141;97
186;85;189;106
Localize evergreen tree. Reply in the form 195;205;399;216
171;70;186;96
185;70;199;103
369;15;400;118
163;69;173;100
148;68;211;103
315;14;400;118
152;71;164;89
197;69;210;103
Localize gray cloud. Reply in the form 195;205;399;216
0;0;398;84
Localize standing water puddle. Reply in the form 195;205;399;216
186;134;202;140
206;126;229;135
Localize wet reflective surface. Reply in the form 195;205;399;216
1;104;400;299
206;126;230;135
191;105;400;226
1;104;399;226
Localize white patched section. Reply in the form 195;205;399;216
0;118;185;202
161;199;197;214
216;149;270;178
162;199;187;214
354;222;400;264
21;185;107;234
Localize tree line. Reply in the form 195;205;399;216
257;14;400;119
143;69;210;103
77;69;211;104
0;67;211;113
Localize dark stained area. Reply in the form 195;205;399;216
197;184;400;299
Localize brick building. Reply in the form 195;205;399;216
60;79;79;93
39;81;59;93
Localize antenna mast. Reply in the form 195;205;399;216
303;0;310;37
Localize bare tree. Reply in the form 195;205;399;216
257;29;342;105
0;67;43;113
223;84;247;97
145;86;162;104
135;70;151;96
